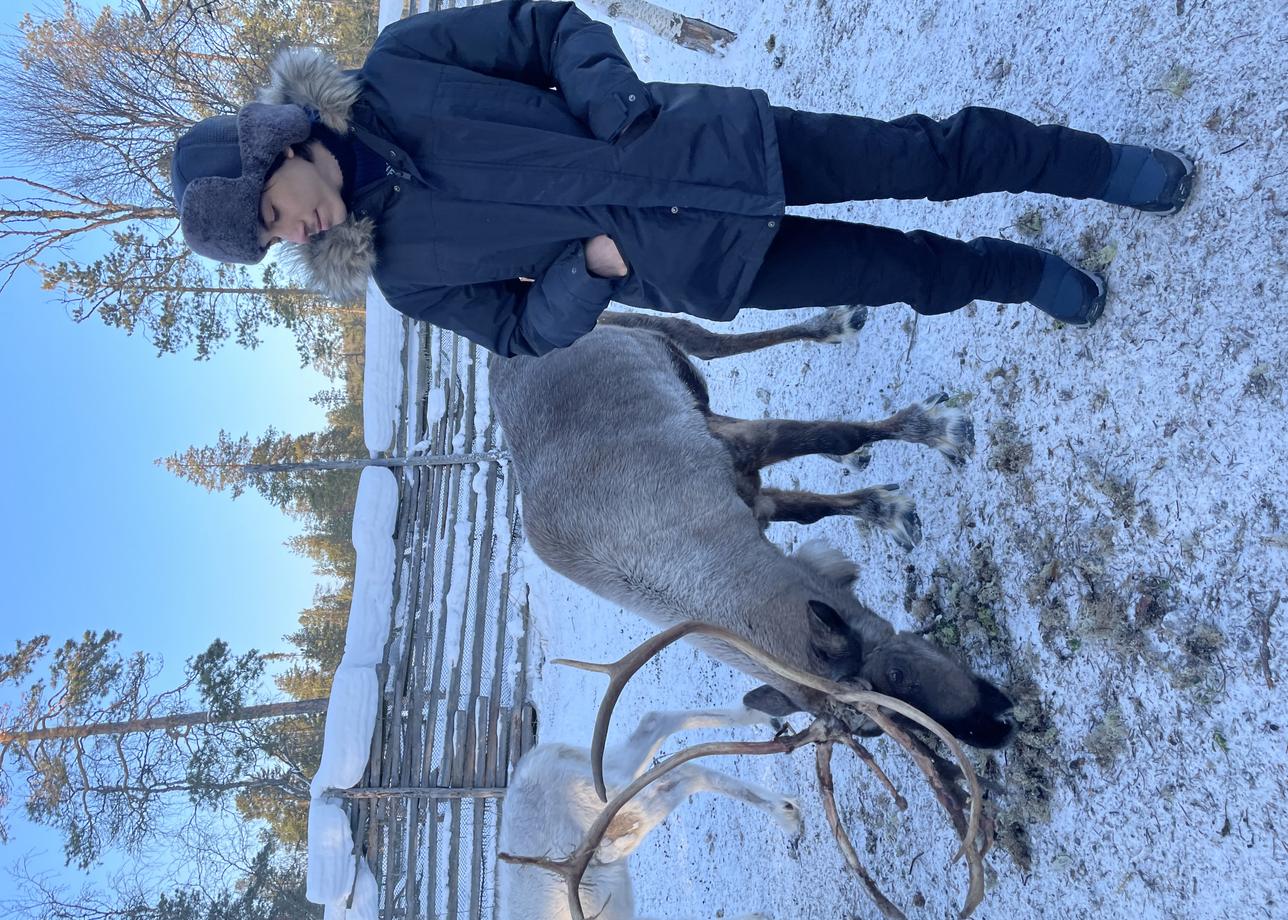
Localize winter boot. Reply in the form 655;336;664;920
1099;145;1196;215
1028;252;1106;328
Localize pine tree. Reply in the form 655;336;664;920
0;632;324;868
39;229;356;362
281;589;351;680
157;423;364;512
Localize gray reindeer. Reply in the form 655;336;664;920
490;308;1014;748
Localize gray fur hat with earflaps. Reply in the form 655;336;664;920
170;102;313;265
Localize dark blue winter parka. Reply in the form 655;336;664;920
265;0;785;356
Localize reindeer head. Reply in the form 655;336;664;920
806;599;1016;749
745;541;1016;748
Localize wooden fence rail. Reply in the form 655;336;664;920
329;786;509;800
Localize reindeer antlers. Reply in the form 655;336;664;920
541;621;992;919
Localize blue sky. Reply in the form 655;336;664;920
0;270;330;671
0;0;334;896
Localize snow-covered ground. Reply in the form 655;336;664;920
519;1;1288;918
304;0;1286;916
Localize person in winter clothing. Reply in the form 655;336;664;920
170;0;1195;358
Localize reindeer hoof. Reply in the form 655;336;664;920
880;484;922;549
893;507;923;551
774;797;806;838
914;394;975;466
942;416;975;468
851;485;922;550
819;304;868;343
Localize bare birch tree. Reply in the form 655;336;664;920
581;0;737;55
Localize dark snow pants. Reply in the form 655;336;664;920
744;106;1114;315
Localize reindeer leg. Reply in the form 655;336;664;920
759;486;922;550
597;306;866;359
606;707;776;780
711;394;975;470
598;763;802;863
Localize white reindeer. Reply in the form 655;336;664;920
497;706;801;920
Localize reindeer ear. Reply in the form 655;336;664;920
743;685;801;717
807;600;862;664
975;678;1015;716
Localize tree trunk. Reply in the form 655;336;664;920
238;450;508;474
87;778;309;798
109;285;317;295
584;0;737;55
0;698;328;745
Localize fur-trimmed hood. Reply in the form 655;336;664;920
259;48;376;301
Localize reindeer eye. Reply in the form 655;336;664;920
887;667;905;686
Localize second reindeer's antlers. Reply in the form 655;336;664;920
516;621;993;920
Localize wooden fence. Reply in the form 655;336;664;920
338;311;536;919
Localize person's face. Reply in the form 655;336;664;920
258;142;346;247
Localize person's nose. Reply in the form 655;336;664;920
283;219;309;244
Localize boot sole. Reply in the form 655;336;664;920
1065;270;1107;329
1143;150;1197;217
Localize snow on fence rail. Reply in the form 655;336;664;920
306;287;535;920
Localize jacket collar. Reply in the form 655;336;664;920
260;48;377;301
